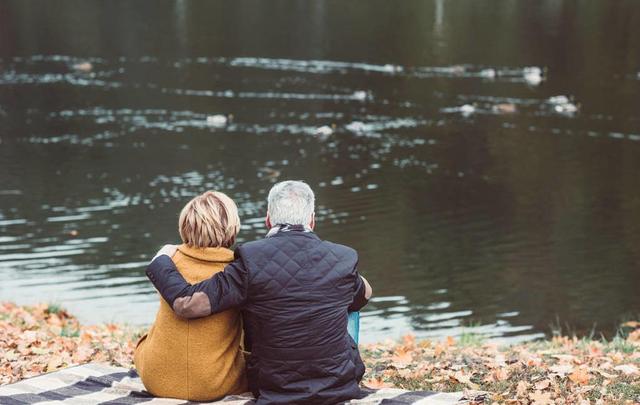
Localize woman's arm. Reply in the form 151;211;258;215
146;250;249;318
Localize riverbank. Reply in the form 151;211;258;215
1;302;638;403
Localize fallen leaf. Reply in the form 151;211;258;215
609;351;624;364
569;368;591;385
529;390;554;405
549;364;573;377
494;353;506;367
534;379;551;390
390;349;413;368
72;345;94;363
552;354;576;363
363;377;394;389
595;369;617;379
516;381;529;397
492;367;509;382
396;368;414;379
613;364;638;375
452;371;479;389
574;385;594;394
46;355;64;372
31;347;50;355
402;334;416;347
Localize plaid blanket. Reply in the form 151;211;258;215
0;364;486;404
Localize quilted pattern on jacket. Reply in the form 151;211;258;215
239;231;366;405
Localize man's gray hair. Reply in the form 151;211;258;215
267;180;315;226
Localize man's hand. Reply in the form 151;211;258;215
151;244;178;262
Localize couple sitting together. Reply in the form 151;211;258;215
135;180;373;405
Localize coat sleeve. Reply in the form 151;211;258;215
347;251;369;312
348;271;369;312
145;252;249;319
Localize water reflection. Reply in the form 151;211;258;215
0;0;639;343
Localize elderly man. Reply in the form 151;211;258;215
146;180;373;405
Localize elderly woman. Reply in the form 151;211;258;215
134;191;246;401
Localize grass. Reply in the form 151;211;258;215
608;380;640;403
46;303;63;315
607;336;638;354
457;330;485;347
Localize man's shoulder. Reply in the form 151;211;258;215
235;238;271;253
234;237;285;256
235;235;357;257
320;239;358;260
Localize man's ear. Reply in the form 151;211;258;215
309;212;316;230
265;213;272;229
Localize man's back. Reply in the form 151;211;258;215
238;230;365;404
242;230;358;348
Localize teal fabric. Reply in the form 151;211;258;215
347;312;360;343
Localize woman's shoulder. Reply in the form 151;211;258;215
174;244;234;283
176;244;234;261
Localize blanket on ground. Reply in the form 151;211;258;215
0;363;486;404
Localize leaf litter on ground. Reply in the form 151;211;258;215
1;302;639;403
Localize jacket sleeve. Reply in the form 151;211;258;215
145;252;249;319
348;271;369;312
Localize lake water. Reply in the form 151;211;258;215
1;0;639;344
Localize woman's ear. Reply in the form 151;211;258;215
265;213;272;229
309;212;316;230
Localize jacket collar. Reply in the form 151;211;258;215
269;228;320;241
266;223;313;238
177;244;234;262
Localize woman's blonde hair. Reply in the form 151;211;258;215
178;191;240;248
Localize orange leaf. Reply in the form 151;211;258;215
569;368;591;385
363;377;394;389
390;349;413;368
492;367;509;382
402;334;416;346
446;336;456;347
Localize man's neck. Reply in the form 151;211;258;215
266;223;312;238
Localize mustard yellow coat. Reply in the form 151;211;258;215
134;245;247;401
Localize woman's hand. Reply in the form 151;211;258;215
151;244;178;262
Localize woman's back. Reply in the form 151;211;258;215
134;245;246;401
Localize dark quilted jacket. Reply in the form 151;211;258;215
146;229;368;405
